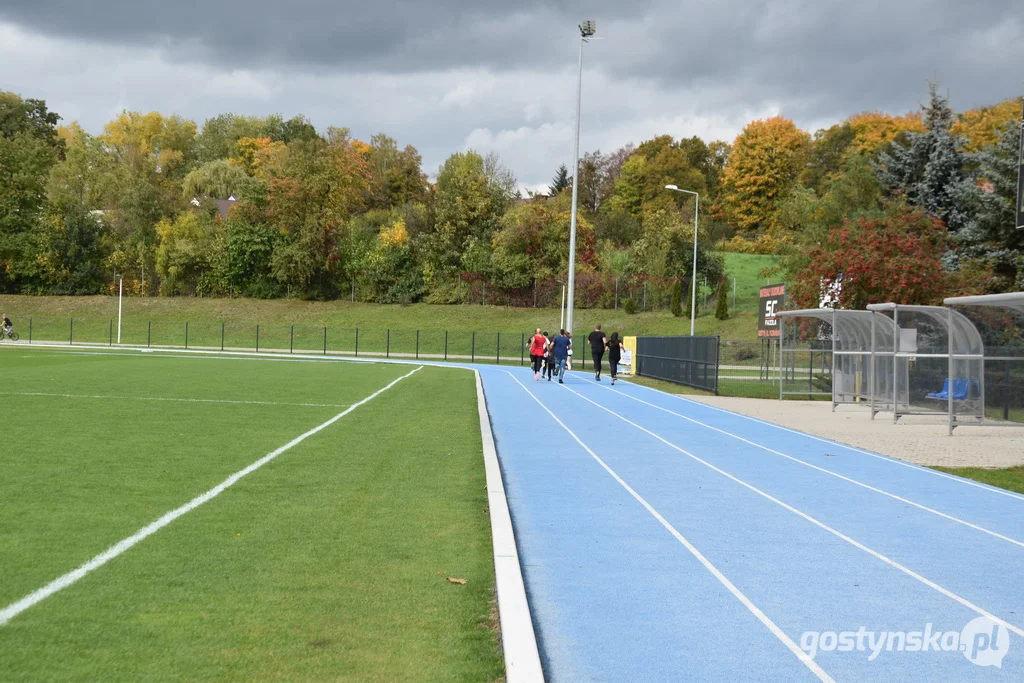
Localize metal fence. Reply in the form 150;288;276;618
10;316;625;369
635;335;720;394
7;317;815;399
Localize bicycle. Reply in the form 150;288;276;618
2;328;19;342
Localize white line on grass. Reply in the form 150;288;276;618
624;380;1024;503
0;365;423;628
0;391;349;409
506;372;834;683
596;383;1024;550
560;383;1024;640
13;348;383;366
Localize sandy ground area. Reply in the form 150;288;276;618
686;396;1024;469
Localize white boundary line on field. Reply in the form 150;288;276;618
1;341;473;372
0;391;349;408
0;365;422;628
623;380;1024;503
476;371;544;683
559;383;1024;640
506;372;833;682
596;383;1024;549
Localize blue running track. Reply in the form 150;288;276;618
479;366;1024;682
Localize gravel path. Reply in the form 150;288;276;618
685;396;1024;468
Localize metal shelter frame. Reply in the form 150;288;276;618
866;303;985;434
944;291;1024;431
777;309;895;411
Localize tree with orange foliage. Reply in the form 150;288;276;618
845;111;925;156
951;99;1022;152
719;116;810;234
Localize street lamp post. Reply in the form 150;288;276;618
566;19;596;339
665;185;700;336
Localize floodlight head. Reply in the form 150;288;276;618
665;184;679;190
579;20;596;37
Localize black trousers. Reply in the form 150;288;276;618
609;357;620;377
592;350;604;375
531;354;543;373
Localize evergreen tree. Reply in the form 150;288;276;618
670;277;683;317
549;164;571;196
876;84;976;232
955;113;1024;289
715;275;730;320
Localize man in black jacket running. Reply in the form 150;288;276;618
587;324;607;381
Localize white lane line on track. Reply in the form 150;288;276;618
560;382;1024;640
507;372;834;683
0;391;349;408
596;383;1024;550
0;365;422;628
624;380;1024;503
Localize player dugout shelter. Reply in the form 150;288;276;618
776;309;895;411
778;295;1024;434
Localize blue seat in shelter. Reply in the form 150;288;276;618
926;378;950;400
927;378;980;401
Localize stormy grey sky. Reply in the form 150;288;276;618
2;0;1022;191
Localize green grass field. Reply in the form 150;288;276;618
0;349;502;681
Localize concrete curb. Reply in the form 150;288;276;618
475;371;545;683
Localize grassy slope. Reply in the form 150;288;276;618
0;253;779;342
0;353;502;681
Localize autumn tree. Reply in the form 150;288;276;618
490;192;595;288
366;134;428;209
800;123;856;192
183;160;260;200
719;117;810;234
846;111;925;156
155;210;221;295
789;208;981;309
426;150;517;298
951;99;1022;152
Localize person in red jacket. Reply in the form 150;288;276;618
529;327;548;381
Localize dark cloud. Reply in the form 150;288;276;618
0;1;644;72
2;0;1020;123
597;0;1024;119
1;0;1021;188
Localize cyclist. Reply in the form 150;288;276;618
2;313;12;338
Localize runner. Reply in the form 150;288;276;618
528;327;548;381
588;324;607;381
607;332;624;385
551;329;571;384
543;332;556;381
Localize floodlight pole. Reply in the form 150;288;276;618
1016;95;1024;230
558;280;567;330
665;185;700;336
566;21;595;339
116;274;123;344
